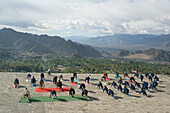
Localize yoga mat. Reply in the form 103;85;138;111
35;87;70;92
89;79;94;81
106;78;110;81
13;84;19;88
74;79;79;81
85;83;91;85
19;95;90;103
31;83;36;87
70;82;78;86
26;79;31;82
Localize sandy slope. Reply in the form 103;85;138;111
0;72;169;113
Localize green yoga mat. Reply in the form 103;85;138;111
19;95;90;103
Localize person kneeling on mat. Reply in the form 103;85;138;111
108;89;114;97
69;87;75;97
97;81;103;89
50;89;57;99
23;87;30;103
31;76;36;87
14;78;19;88
82;88;88;98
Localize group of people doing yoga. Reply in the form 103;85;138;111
97;70;159;97
14;67;160;102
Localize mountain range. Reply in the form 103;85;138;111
0;28;102;58
0;28;170;62
66;34;170;51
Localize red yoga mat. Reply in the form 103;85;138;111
70;82;78;86
106;78;110;81
35;87;70;92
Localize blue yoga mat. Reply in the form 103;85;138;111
74;79;79;81
89;79;94;81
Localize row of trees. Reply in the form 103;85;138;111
0;55;169;74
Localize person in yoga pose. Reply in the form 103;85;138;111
69;87;75;97
134;73;139;78
82;88;88;98
57;80;62;90
31;76;36;86
124;81;129;87
148;74;153;81
135;82;141;88
50;89;57;99
142;81;150;92
71;77;74;83
53;76;57;85
124;72;129;78
40;73;45;80
136;67;139;74
59;74;63;80
39;79;45;89
23;87;30;103
73;73;77;79
47;69;51;75
123;86;129;95
88;74;91;79
154;75;159;81
151;73;155;77
117;84;123;92
150;80;158;91
85;76;90;83
140;74;144;82
27;73;31;79
117;76;123;84
130;84;136;92
139;88;148;96
79;83;86;91
111;81;118;88
103;86;109;94
97;81;103;89
101;75;106;81
115;72;119;79
129;76;136;83
145;73;149;78
14;78;19;88
104;73;108;78
108;89;114;97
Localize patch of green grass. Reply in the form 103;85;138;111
19;95;90;103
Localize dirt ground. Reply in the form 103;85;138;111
0;72;169;113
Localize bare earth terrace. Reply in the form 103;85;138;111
0;72;170;113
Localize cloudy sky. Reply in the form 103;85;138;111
0;0;170;37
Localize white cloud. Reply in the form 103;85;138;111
0;0;170;36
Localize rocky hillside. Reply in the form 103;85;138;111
115;48;170;62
